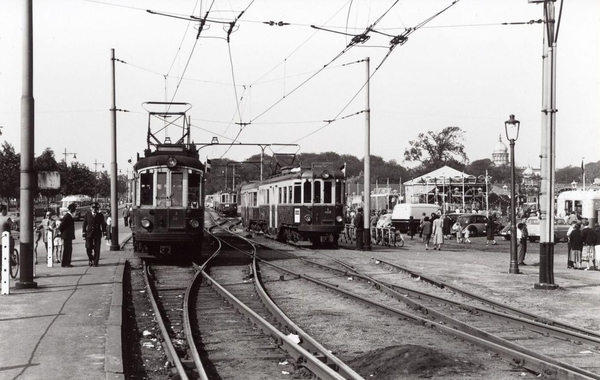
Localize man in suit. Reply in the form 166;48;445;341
58;203;76;267
82;202;107;267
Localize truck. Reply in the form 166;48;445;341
391;203;441;232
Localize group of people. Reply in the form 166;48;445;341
566;219;600;271
34;202;109;267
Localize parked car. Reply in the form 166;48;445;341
500;217;569;242
526;217;570;242
456;213;489;237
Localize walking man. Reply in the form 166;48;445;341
82;202;107;267
58;203;76;267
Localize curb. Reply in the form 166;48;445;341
105;258;126;379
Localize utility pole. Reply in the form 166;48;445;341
363;57;372;251
16;0;37;289
109;48;119;252
534;0;559;290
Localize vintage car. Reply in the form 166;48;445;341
526;217;570;242
500;217;569;242
456;213;489;237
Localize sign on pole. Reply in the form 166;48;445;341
38;171;61;189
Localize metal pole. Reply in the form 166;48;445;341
109;48;119;251
509;140;519;274
535;0;558;289
363;57;372;251
16;0;37;289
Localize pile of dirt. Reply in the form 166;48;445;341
348;344;483;379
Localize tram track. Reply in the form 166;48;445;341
245;241;600;379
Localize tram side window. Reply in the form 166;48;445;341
157;172;167;207
324;181;332;204
188;173;201;208
303;180;312;203
335;180;343;204
252;192;258;206
288;186;292;204
294;183;301;203
171;172;183;207
140;173;154;206
279;187;282;203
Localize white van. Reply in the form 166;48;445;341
391;203;441;232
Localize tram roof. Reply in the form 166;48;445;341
134;145;204;171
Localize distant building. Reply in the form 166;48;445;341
492;134;509;166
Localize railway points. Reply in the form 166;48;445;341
2;215;599;379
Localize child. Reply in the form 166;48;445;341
463;227;471;243
452;221;462;243
53;218;63;264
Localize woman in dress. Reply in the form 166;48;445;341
431;215;444;250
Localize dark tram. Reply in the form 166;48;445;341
239;162;345;247
130;102;205;257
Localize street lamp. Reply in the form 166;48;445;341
505;114;520;274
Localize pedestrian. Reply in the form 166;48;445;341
431;214;444;250
421;216;432;250
407;216;417;240
106;210;112;246
594;225;600;270
463;225;471;244
581;220;596;271
569;223;583;269
486;216;497;245
82;202;107;267
36;211;55;256
354;207;365;251
442;214;452;239
57;203;76;267
123;205;131;227
53;216;63;264
517;222;528;265
566;221;576;268
452;220;462;243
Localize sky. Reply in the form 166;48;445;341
0;0;598;177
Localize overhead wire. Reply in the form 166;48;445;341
286;0;461;146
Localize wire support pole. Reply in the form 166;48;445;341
110;48;119;251
363;57;372;251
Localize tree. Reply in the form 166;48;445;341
60;162;96;196
0;142;20;204
404;126;469;171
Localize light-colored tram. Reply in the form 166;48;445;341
239;162;345;247
212;190;238;217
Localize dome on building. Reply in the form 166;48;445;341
491;134;509;166
522;166;534;178
493;134;508;153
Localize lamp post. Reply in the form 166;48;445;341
505;114;520;274
62;148;77;163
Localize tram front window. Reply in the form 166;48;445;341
171;172;183;206
324;181;332;204
140;173;153;206
188;173;201;208
157;173;167;206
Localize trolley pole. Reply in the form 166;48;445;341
109;48;120;251
363;57;372;251
16;0;37;289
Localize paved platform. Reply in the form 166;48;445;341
0;228;132;380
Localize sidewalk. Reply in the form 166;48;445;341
0;231;132;380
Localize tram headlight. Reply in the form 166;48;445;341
141;218;152;229
189;219;200;228
321;171;330;179
304;215;312;224
166;156;178;168
336;215;343;222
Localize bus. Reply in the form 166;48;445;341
59;194;93;221
556;189;600;227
